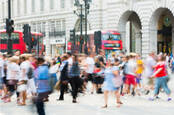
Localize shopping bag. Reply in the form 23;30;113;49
112;76;123;88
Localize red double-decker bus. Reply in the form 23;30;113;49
0;30;44;54
101;30;123;57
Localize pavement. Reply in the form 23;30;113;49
1;75;174;115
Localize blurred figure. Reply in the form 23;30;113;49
85;53;95;94
143;52;156;95
149;55;171;101
34;57;51;115
69;55;81;103
102;59;122;108
93;57;104;94
49;59;59;92
5;56;20;103
58;54;69;101
124;54;137;96
17;55;30;105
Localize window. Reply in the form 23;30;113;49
31;0;35;12
61;0;65;9
37;23;41;32
50;0;54;9
50;21;55;32
56;21;61;31
62;20;66;31
17;0;20;15
40;0;44;11
24;0;27;14
0;33;19;40
32;23;36;32
41;22;46;32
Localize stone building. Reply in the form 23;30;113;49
0;0;174;57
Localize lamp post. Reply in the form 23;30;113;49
74;0;91;54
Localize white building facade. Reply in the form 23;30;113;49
0;0;174;57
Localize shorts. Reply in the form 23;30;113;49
136;78;141;84
86;73;94;82
125;74;136;86
17;84;27;92
93;76;104;84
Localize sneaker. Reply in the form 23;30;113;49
72;99;77;103
155;96;160;99
57;98;64;101
145;90;150;95
167;98;172;101
148;97;154;101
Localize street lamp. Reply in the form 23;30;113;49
73;0;91;54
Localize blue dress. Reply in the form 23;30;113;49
102;66;118;91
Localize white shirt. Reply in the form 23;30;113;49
49;64;59;74
144;56;156;77
126;59;137;76
19;60;31;81
85;57;95;74
7;62;20;80
67;57;73;70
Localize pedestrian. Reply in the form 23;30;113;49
17;55;30;105
57;54;69;101
102;59;122;108
69;55;81;103
135;54;144;95
143;52;156;95
149;54;172;101
34;57;51;115
124;53;137;96
49;59;59;92
5;56;20;103
85;53;95;94
93;57;104;94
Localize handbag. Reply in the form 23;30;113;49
112;75;123;88
7;80;17;85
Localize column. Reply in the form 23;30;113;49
141;27;150;58
45;22;51;56
135;31;142;55
149;28;157;53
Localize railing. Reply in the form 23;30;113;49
49;31;66;37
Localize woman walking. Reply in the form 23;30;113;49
102;59;122;108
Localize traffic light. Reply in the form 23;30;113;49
6;18;14;35
94;31;101;54
23;24;33;53
70;29;75;43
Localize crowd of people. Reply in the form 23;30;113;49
0;50;173;115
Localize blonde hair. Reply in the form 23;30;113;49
8;56;19;63
20;53;32;60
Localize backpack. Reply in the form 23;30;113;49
27;67;34;79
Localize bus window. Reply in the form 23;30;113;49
110;34;121;40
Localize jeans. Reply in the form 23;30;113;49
59;81;68;100
69;77;80;99
49;73;58;91
36;101;45;115
35;92;50;115
154;76;171;95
